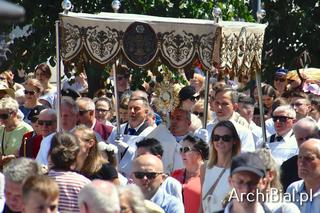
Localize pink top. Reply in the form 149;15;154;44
172;168;201;213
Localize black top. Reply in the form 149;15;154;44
3;204;21;213
280;155;300;191
86;163;118;181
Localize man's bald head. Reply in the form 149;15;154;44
300;139;320;158
132;154;164;173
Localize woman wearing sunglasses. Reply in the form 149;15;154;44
200;120;241;213
20;78;43;122
171;134;209;213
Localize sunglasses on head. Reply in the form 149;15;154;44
212;134;233;142
272;116;293;123
0;113;11;120
179;146;196;154
133;172;162;179
38;120;55;126
274;76;286;82
24;90;36;95
193;112;204;117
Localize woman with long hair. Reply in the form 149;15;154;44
72;125;119;184
200;120;241;213
172;134;209;213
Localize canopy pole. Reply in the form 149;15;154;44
55;20;62;132
203;70;210;129
255;71;267;146
112;63;121;139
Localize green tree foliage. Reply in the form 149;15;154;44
2;0;254;72
262;0;320;82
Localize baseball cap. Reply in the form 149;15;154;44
179;85;198;101
230;152;266;177
275;67;288;76
27;105;48;120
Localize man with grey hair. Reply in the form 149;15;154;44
76;97;113;141
3;157;41;212
286;139;320;212
78;180;120;213
281;117;320;190
265;104;297;165
36;96;79;165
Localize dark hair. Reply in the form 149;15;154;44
261;84;277;99
183;134;209;160
271;97;288;113
136;138;164;157
309;93;320;112
207;120;241;168
214;87;238;103
34;63;52;79
48;132;80;171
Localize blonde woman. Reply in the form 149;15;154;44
72;125;119;184
200;120;241;213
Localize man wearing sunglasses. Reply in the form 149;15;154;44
264;105;297;165
76;97;113;141
0;97;33;167
131;154;184;213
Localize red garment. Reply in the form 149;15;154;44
19;131;43;159
172;168;201;213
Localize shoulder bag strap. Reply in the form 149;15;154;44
202;168;227;201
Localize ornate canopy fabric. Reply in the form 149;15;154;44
59;12;267;75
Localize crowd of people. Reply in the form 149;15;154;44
0;63;319;213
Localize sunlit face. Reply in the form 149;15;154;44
212;126;234;155
170;109;191;136
180;140;201;168
35;69;49;85
263;95;274;109
238;103;254;122
24;85;39;103
291;98;311;120
229;171;264;206
128;99;148;128
298;143;320;181
95;100;112;123
5;179;23;212
38;112;56;137
119;194;133;213
61;105;78;131
212;91;235;120
190;73;204;92
273;74;287;92
23;191;58;213
273;111;294;136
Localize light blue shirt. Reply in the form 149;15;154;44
151;187;184;213
287;180;320;213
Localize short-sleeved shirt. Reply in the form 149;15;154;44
0;122;33;155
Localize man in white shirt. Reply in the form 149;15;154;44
264;105;298;165
207;86;255;152
286;139;320;212
36;96;78;165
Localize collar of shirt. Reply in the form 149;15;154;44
280;129;294;143
128;120;146;132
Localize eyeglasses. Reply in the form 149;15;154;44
24;90;36;95
0;113;11;120
193;112;204;117
179;146;196;154
133;171;162;179
96;108;110;113
212;134;233;142
38;120;55;126
272;116;293;123
274;77;286;82
79;110;91;116
30;117;38;123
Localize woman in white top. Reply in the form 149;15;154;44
200;120;241;213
